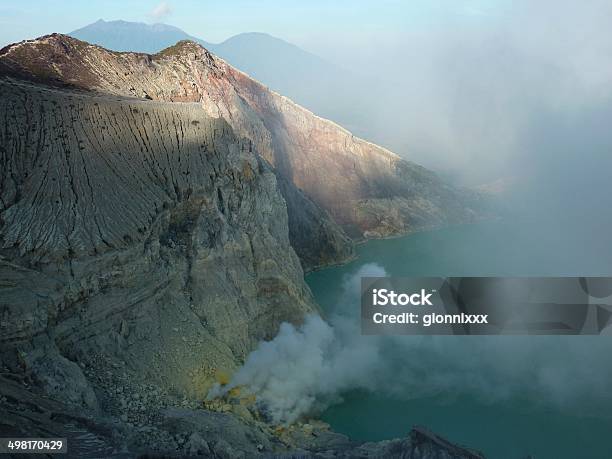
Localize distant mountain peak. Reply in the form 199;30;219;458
224;31;277;39
69;19;208;54
217;31;322;57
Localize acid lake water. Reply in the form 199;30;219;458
306;221;612;459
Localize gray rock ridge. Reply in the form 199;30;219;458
0;77;315;398
0;36;491;458
0;33;483;250
0;375;487;458
0;34;354;272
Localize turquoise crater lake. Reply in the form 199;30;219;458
306;221;612;459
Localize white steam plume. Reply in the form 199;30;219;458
210;263;612;424
208;263;387;423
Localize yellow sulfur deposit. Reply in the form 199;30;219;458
215;369;231;386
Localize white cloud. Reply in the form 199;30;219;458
149;2;173;21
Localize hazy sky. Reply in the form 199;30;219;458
0;0;507;48
2;0;612;189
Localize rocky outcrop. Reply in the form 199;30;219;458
274;171;354;270
0;34;481;249
0;34;490;458
0;374;486;458
0;77;316;402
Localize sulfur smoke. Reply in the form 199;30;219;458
208;264;386;423
210;264;612;424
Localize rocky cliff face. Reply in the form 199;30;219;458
0;34;481;246
0;373;486;458
0;34;490;457
0;76;316;402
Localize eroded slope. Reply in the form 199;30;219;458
0;77;315;400
0;34;481;242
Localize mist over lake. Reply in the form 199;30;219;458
307;220;612;459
